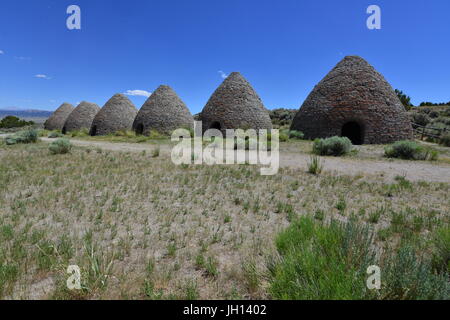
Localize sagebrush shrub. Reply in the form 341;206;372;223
312;136;352;156
384;141;419;159
279;132;289;142
4;129;38;145
289;130;304;140
429;111;440;119
381;246;449;300
444;107;450;117
49;138;72;154
412;113;430;126
4;137;18;145
385;141;438;160
436;117;450;126
21;129;38;143
418;108;431;114
269;217;449;300
279;130;290;142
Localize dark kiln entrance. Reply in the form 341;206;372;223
210;121;222;131
341;122;363;145
135;123;144;135
90;125;97;136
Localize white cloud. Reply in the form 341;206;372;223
0;50;4;54
218;70;228;79
124;89;152;97
15;56;31;61
35;74;51;80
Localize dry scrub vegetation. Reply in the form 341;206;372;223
0;141;448;299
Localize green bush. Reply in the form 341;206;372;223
0;116;34;128
22;129;38;143
412;113;430;127
385;141;438;160
444;107;450;117
49;138;72;154
269;108;297;127
4;129;38;145
289;130;304;140
434;117;450;126
312;136;352;156
269;217;450;300
418;107;431;114
440;134;450;147
429;111;440;119
380;246;449;300
384;141;413;159
429;149;440;161
279;132;289;142
4;137;17;145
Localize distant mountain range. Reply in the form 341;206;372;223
0;109;53;119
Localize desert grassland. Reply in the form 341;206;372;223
62;130;450;164
0;141;449;300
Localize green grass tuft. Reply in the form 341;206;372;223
269;216;449;300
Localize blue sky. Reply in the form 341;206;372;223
0;0;449;113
